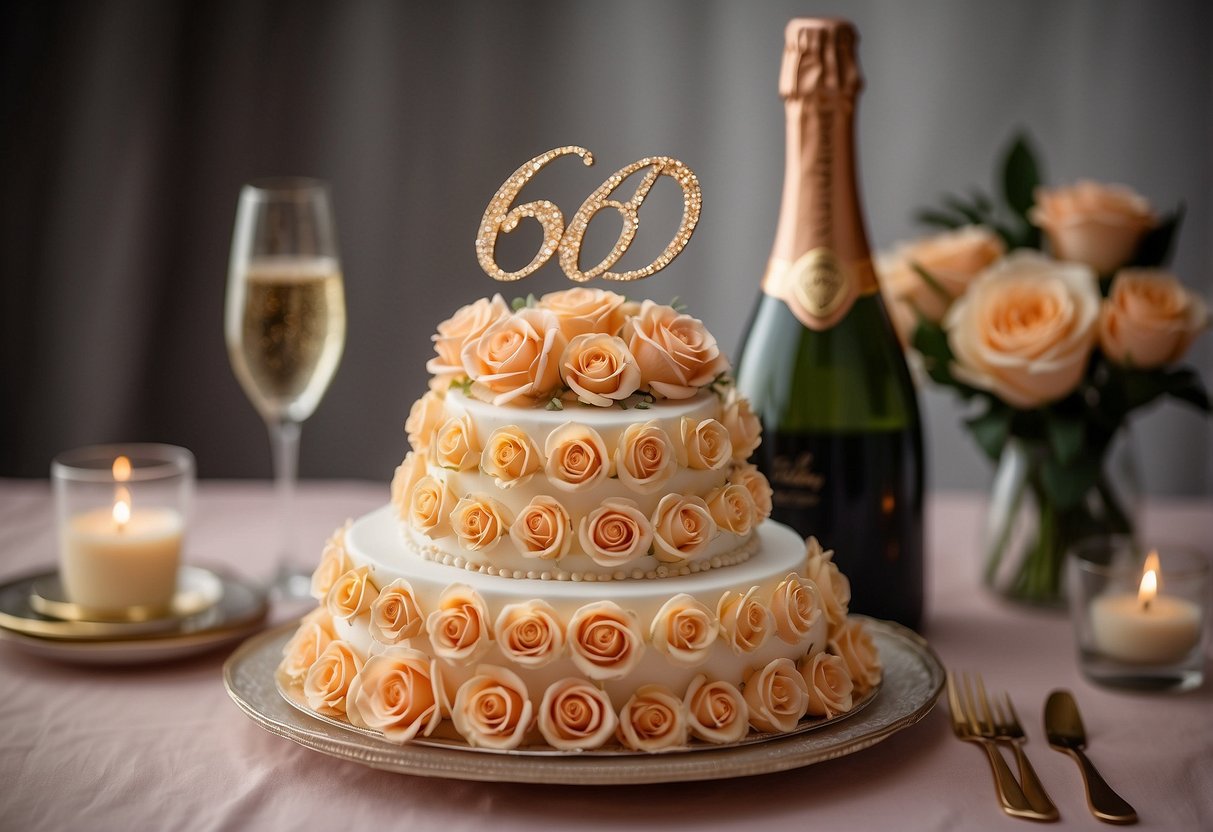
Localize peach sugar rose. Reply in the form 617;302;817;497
426;583;492;665
481;425;542;488
742;657;810;734
614;420;678;493
716;587;773;655
280;606;337;682
680;417;732;471
452;665;534;750
944;252;1100;409
368;578;426;645
427;294;510;382
771;572;824;646
566;600;645;681
721;389;762;462
1029;181;1155;275
731;463;773;521
509;495;573;560
303;640;364;717
684;675;749;745
346;647;444;744
537;678;618;751
617;685;689;751
545;422;610;492
830;619;882;695
651;494;717;563
706;484;757;537
390;453;426;523
310;520;352;601
622;300;730;399
803;537;851;630
405;390;445;453
493;600;565;668
449;494;511;552
799;652;854;719
560;333;642;407
649;593;719;667
408;475;456;537
1099;270;1208;368
325;566;379;623
877;225;1006;324
462;307;567;406
578;498;654;568
538;287;627;340
430;414;480;471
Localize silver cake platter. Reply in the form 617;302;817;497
224;616;943;784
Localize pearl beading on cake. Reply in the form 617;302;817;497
403;534;760;582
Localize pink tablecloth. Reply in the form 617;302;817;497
1;479;1209;831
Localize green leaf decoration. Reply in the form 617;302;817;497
545;397;564;411
669;296;688;314
1045;411;1086;465
966;404;1014;461
1001;133;1042;222
942;194;985;225
1041;454;1101;512
911;320;955;383
914;208;966;230
1129;204;1185;268
910;262;953;301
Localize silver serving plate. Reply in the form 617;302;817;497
224;617;943;784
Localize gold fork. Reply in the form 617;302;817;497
980;679;1060;822
946;672;1040;820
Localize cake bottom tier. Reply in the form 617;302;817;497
281;506;877;751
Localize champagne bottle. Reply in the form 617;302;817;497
735;18;924;629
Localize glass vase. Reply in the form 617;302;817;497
982;431;1140;607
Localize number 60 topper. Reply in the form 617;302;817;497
474;146;703;283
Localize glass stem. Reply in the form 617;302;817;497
269;418;302;565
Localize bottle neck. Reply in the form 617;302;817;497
764;95;878;330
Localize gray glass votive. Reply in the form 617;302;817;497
1067;536;1208;692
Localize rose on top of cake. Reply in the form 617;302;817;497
425;287;730;408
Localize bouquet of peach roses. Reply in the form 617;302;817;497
879;136;1209;604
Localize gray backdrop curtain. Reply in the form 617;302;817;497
2;0;1211;497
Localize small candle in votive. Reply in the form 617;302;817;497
1091;551;1201;664
59;456;184;612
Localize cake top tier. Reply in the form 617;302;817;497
425;289;731;408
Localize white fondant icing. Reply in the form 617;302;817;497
339;506;826;706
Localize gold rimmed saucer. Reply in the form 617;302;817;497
0;565;267;647
28;566;223;626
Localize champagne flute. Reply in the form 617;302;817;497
225;178;346;600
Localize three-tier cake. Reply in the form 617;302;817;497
278;288;880;751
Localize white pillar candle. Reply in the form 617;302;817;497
1090;551;1201;664
60;506;184;612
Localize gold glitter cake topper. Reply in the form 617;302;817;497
475;146;702;282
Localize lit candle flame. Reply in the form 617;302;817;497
113;486;131;531
112;455;132;482
1138;550;1160;612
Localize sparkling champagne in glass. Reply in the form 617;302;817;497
225;179;346;598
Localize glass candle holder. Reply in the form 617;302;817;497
1067;536;1208;692
52;444;195;616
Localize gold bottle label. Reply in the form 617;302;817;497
764;248;875;331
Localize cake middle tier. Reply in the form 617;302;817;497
396;388;769;580
339;505;827;708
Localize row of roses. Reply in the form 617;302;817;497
393;465;773;567
301;536;852;673
284;615;879;751
405;389;761;492
426;289;731;406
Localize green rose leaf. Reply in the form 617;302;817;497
1001;134;1041;220
914;208;967;230
1041;453;1101;512
967;403;1014;461
1129;204;1185;269
1045;411;1086;465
